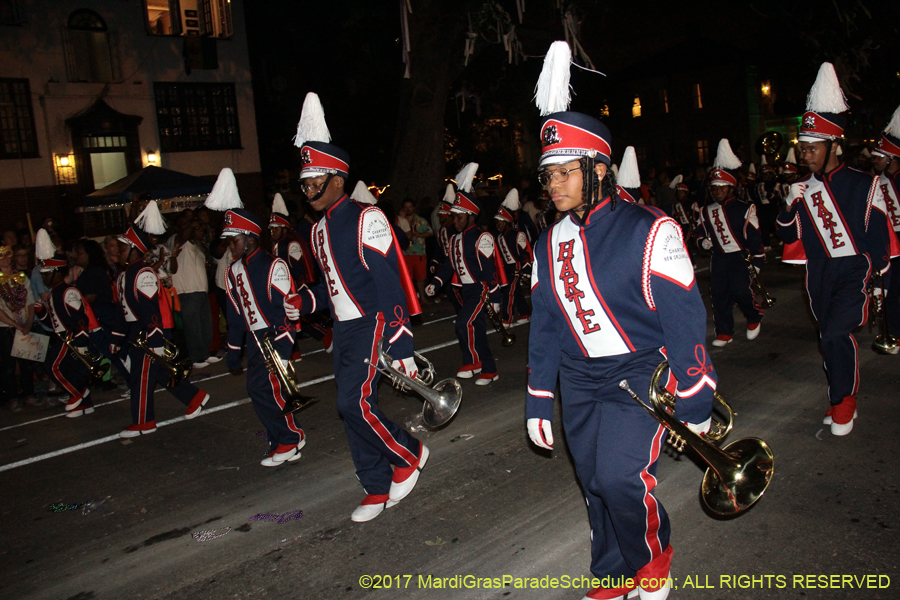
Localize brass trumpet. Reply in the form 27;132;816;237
619;361;774;517
868;272;898;355
131;329;192;388
364;338;462;428
483;288;516;347
249;331;317;417
63;332;110;384
743;252;775;308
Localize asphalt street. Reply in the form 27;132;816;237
1;254;898;600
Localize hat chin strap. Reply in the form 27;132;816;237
305;174;335;203
570;156;613;224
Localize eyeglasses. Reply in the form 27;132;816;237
300;179;327;195
538;166;580;186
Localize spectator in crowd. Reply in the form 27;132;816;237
0;244;37;411
13;246;32;273
397;198;434;306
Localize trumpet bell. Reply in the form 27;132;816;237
701;437;775;517
422;378;463;428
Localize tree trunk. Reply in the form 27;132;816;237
388;1;468;205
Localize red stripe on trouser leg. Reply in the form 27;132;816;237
465;292;484;364
636;544;674;590
640;425;666;557
138;355;151;424
51;345;81;397
268;371;304;437
358;314;418;466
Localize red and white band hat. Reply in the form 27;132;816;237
798;111;845;143
299;142;350;179
709;168;737;187
451;191;480;216
494;206;514;223
222;209;262;238
539;112;612;168
269;212;291;228
117;225;150;255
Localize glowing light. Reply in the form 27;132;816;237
761;82;771;96
367;184;390;195
147;152;158;164
59;156;69;166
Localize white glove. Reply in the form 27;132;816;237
425;284;437;297
280;358;291;369
700;239;713;251
685;418;711;437
391;357;418;380
152;347;165;357
492;303;501;314
283;293;300;320
110;344;120;355
787;182;807;208
527;418;554;450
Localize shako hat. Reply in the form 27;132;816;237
205;168;261;238
269;193;291;228
782;147;799;174
451;163;481;216
293;93;350;179
615;146;642;202
709;139;741;186
799;62;849;143
36;228;67;272
873;104;900;159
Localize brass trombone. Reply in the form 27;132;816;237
743;252;776;308
364;338;462;428
483;288;516;346
619;361;774;517
868;272;898;355
63;332;110;384
248;331;317;417
131;329;192;388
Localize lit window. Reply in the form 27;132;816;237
154;82;241;152
693;84;703;109
64;10;114;83
632;97;641;118
697;140;709;163
761;81;771;97
144;0;233;38
0;78;39;159
660;89;669;113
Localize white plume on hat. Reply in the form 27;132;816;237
713;139;742;170
501;188;521;211
442;183;455;203
271;193;288;216
535;41;572;116
610;164;619;178
350;181;377;205
749;163;757;174
617;147;641;188
669;174;683;190
135;200;167;235
204;168;243;211
293;92;332;148
806;62;848;114
760;155;769;166
784;147;797;166
455;162;479;193
886;104;900;137
35;228;56;261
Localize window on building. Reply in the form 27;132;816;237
0;0;24;25
144;0;233;37
64;10;115;83
697;140;709;164
0;78;39;159
154;82;241;152
660;89;669;113
693;83;703;109
632;96;641;118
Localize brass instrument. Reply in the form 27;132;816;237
63;333;110;384
619;361;774;517
754;131;783;159
743;252;776;309
364;338;462;428
483;288;516;347
131;329;192;388
869;272;898;355
248;331;317;417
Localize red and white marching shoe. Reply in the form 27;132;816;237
830;395;857;436
185;391;210;419
475;371;499;386
456;363;482;379
386;444;429;508
351;494;389;522
711;334;732;347
260;437;307;467
65;391;89;412
66;406;95;418
746;322;761;340
119;422;158;438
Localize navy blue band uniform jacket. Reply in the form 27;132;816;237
296;195;415;357
776;164;890;271
39;282;103;350
273;232;316;287
431;224;502;305
496;227;534;276
117;261;175;347
695;197;765;269
525;198;716;424
224;247;295;368
878;170;900;236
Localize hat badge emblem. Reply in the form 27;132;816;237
803;115;816;129
301;149;312;165
224;213;232;225
542;125;561;146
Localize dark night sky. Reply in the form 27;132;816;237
244;1;900;184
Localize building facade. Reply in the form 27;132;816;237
0;0;261;235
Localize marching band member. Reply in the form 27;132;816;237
428;187;459;309
755;156;779;248
776;63;891;435
285;93;428;521
779;147;800;202
670;174;697;268
203;170;308;467
116;211;210;438
269;192;333;355
694;139;765;347
493;188;532;325
871;104;900;340
525;42;715;600
426;162;502;385
33;230;96;417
